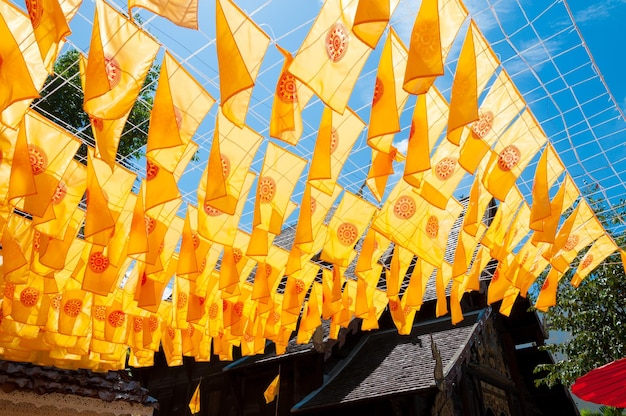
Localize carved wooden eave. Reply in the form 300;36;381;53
0;390;154;416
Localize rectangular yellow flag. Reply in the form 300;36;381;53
529;143;565;230
130;0;198;29
571;234;618;287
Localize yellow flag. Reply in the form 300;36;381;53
386;244;413;297
308;107;365;195
367;28;409;154
416;134;466;209
297;186;342;254
270;45;313;146
458;70;525;174
365;147;396;202
83;0;160;120
571;234;618;287
529;144;565;230
534;267;563;312
130;0;198;29
403;86;449;187
288;0;372;113
462;173;491;236
0;1;47;128
320;191;377;267
482;187;523;252
353;0;399;48
264;374;280;403
403;0;467;95
482;109;547;201
216;0;270;127
203;111;263;215
189;381;201;413
27;0;72;71
9;111;80;218
147;51;214;159
532;174;579;245
546;199;595;262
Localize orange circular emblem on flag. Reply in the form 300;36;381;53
347;296;353;307
177;292;188;309
51;294;62;310
409;120;416;139
28;145;47;175
88;252;109;273
492;269;500;282
234;302;244;317
265;264;273;278
209;303;219;319
63;299;83;318
146;160;159;180
243;334;254;343
372;77;384;106
294;279;305;294
337;222;359;246
472;111;494;139
221;155;230;178
104;55;122;89
147;316;159;332
393;195;416;220
272;312;281;324
425;215;439;238
542;279;550;290
258;177;276;203
310;197;317;214
108;310;126;328
204;201;222;216
4;283;15;299
277;72;298;102
93;306;107;321
435;157;457;180
233;248;243;264
89;116;104;131
144;216;156;234
497;145;521;171
20;287;40;307
132;317;143;333
52;181;67;204
413;22;438;55
564;234;579;251
191;233;200;249
25;0;42;28
33;231;41;252
389;299;399;311
330;129;339;154
167;326;176;339
581;254;594;269
186;324;195;337
326;23;349;62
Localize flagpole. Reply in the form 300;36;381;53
275;364;281;416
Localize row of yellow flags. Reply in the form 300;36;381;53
0;0;624;373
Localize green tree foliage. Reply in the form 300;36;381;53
533;191;626;390
32;48;158;164
581;407;625;416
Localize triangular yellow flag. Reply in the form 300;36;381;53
263;374;280;404
189;380;201;414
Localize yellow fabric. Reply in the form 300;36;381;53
288;0;372;113
482;187;523;252
416;133;466;209
367;28;409;154
403;0;467;94
352;0;399;48
355;228;390;276
532;174;579;245
216;0;270;127
147;52;214;158
535;267;563;312
459;70;525;174
308;107;365;195
264;374;280;404
83;0;159;120
270;45;313;145
387;244;413;297
127;185;149;256
546;200;595;262
203;111;263;215
530;143;565;230
84;152;115;239
177;206;199;276
447;23;478;145
144;157;181;210
571;234;617;287
435;262;453;317
28;0;71;71
402;258;435;309
320;191;377;267
188;381;201;413
365;148;396;202
0;1;47;128
130;0;198;29
482;109;547;201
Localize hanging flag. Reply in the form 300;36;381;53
529;143;565;230
288;0;372;113
130;0;198;29
532;174;579;245
0;1;48;128
270;45;313;145
482;187;523;252
403;0;467;95
216;0;270;127
462;173;492;237
458;70;525;174
352;0;399;48
320;191;377;267
189;380;201;413
203;111;263;215
367;28;409;154
403;86;449;187
534;267;563;312
264;374;280;404
482;109;547;201
571;234;618;287
308;106;365;195
83;0;160;120
545;199;595;262
146;51;214;162
9;111;80;218
365;147;397;202
26;0;72;71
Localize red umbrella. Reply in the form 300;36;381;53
571;358;626;408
